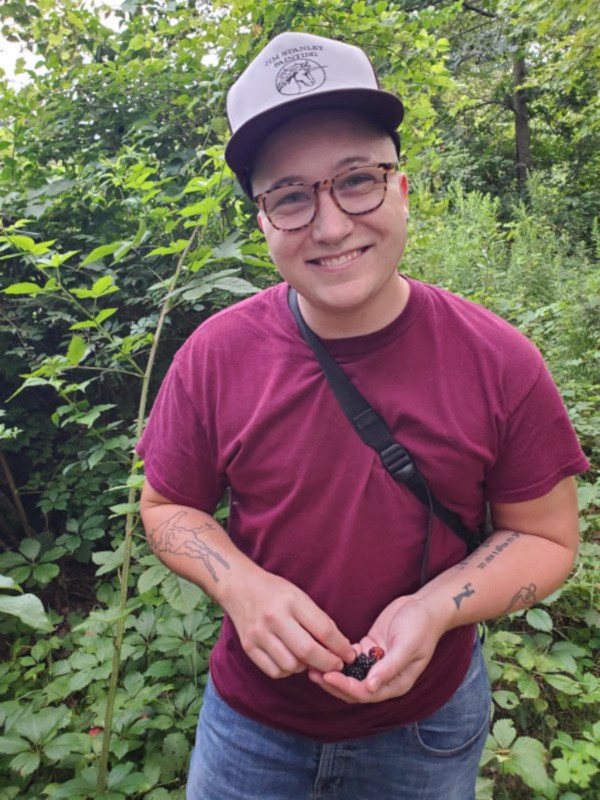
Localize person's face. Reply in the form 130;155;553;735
251;110;409;336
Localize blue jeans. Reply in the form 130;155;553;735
187;639;490;800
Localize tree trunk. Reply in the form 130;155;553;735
513;55;532;193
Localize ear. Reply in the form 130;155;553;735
257;211;265;233
399;172;409;199
399;172;409;215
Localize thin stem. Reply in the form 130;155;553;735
0;450;35;538
96;226;200;794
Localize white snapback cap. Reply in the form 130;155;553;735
225;32;404;196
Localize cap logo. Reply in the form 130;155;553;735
275;59;326;95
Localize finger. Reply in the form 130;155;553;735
249;646;289;679
283;623;346;673
273;614;351;673
307;669;361;703
262;634;307;676
366;654;429;697
295;604;355;664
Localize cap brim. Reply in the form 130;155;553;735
225;88;404;196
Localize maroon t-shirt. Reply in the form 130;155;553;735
137;277;588;740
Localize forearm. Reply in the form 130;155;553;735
415;528;577;633
140;491;355;676
140;498;253;609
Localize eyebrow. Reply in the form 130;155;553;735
264;155;374;192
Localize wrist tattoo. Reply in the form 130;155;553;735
501;583;537;615
148;510;230;583
453;583;476;609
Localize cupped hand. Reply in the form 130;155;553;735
223;564;355;680
308;594;448;703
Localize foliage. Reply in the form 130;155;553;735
0;1;597;798
0;574;53;632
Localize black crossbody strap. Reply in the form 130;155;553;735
288;287;480;553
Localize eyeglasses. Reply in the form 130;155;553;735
253;162;397;232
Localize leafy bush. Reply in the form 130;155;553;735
0;1;597;798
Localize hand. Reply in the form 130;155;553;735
222;564;355;680
308;594;448;703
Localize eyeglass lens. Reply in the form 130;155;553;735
263;165;388;231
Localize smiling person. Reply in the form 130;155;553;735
137;32;589;800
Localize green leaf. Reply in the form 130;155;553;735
107;762;151;792
0;593;53;631
526;608;553;632
161;732;189;771
32;563;60;585
138;563;169;594
128;33;146;51
492;690;519;709
0;736;30;754
211;276;259;296
180;197;218;218
517;672;540;699
7;565;31;584
544;674;581;695
92;275;117;295
493;718;517;749
9;750;40;776
508;736;552;792
43;732;91;761
3;282;42;296
92;546;124;576
147;239;189;256
94;307;118;324
87;448;106;469
0;552;27;568
0;575;17;589
109;501;139;517
19;538;41;561
69;319;96;330
15;706;70;745
161;573;205;613
81;242;124;266
4;234;37;252
145;659;176;678
182;284;212;301
74;403;115;427
66;334;87;365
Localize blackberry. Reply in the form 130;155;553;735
342;646;385;681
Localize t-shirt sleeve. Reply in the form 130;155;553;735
137;354;227;512
485;357;589;504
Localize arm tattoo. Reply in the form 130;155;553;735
453;583;476;609
148;510;230;583
501;583;538;616
453;531;522;572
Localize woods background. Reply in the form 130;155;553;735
0;1;598;798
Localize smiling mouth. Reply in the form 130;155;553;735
309;247;369;268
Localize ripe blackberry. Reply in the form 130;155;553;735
342;646;385;681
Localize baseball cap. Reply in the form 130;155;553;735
225;31;405;197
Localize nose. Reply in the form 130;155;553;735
310;187;353;244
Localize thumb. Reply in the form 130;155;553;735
366;645;431;695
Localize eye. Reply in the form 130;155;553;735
268;186;312;213
336;170;379;194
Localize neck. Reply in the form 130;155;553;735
297;274;410;339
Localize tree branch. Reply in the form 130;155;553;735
463;1;497;18
0;450;35;539
455;99;515;116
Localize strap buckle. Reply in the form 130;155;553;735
380;443;417;483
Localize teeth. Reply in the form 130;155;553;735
315;248;363;267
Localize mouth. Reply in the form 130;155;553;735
308;246;370;268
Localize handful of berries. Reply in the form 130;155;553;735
341;646;385;681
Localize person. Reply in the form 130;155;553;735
137;32;589;800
